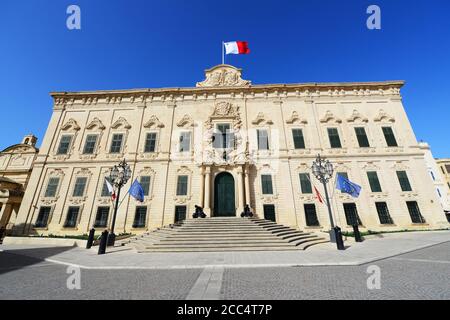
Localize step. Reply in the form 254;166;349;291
138;246;301;252
157;239;290;245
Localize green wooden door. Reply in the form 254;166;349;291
263;204;276;222
214;172;235;216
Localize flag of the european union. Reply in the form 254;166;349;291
129;178;145;202
336;174;361;198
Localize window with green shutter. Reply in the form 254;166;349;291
64;207;80;228
299;173;312;194
304;204;320;226
292;129;305;149
179;132;191;152
110;134;124;153
140;176;151;196
396;171;412;191
83;134;98;154
176;175;188;196
144;133;157;153
101;178;111;197
94;207;110;228
57;135;72;155
35;207;51;228
72;177;87;197
133;206;147;228
406;201;426;223
261;175;273;194
327;128;342;148
382;127;398;147
45;177;60;197
355;127;370;147
367;171;382;192
375;202;394;224
343;203;362;226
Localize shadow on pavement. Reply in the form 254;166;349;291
0;246;74;276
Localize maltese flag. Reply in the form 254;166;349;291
224;41;250;54
105;178;116;201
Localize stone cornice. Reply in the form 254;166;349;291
50;80;405;108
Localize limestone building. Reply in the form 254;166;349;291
0;135;38;237
12;65;449;236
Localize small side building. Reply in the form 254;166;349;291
0;135;39;237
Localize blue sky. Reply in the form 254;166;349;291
1;0;449;157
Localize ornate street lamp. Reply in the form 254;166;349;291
108;159;132;246
312;154;344;250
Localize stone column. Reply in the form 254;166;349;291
244;165;251;210
199;166;205;208
204;166;211;216
237;166;245;215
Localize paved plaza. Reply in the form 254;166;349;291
0;231;449;300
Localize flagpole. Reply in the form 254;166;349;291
222;41;224;65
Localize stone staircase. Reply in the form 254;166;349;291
124;217;328;252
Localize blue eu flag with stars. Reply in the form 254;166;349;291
129;178;145;202
336;174;361;198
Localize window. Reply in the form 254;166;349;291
64;207;80;228
343;203;362;226
257;129;269;150
133;206;147;228
144;133;157;153
44;177;60;197
261;175;273;194
57;135;72;155
72;177;87;197
406;201;426;224
327;128;342;148
355;127;370;148
396;171;412;191
430;171;435;181
101;178;111;197
176;175;188;196
35;207;51;228
83;134;98;154
179;132;191;152
304;204;320;226
109;134;124;153
375;202;394;224
213;124;234;149
382;127;398;147
263;204;276;222
94;207;110;228
140;176;151;196
367;171;382;192
292;129;305;149
299;173;312;194
174;206;186;223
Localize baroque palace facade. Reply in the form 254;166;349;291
12;65;449;236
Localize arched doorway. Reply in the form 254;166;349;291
214;172;235;217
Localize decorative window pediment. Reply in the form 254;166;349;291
251;112;274;126
347;110;368;123
374;109;395;122
144;115;164;129
177;114;195;128
86;118;106;130
196;65;251;88
286;111;307;124
61;119;81;131
111;117;131;129
320;111;342;123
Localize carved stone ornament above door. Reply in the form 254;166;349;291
196;65;251;87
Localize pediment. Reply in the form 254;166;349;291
374;109;395;122
86;117;106;130
320;110;342;123
61;118;81;131
111;117;131;129
251;112;273;125
177;114;195;127
347;110;368;123
286;111;307;124
196;64;251;88
144;115;164;129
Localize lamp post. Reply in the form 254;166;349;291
108;159;132;246
312;154;344;249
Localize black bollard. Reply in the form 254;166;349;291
353;224;363;242
86;228;95;249
107;232;116;247
98;230;108;255
333;226;345;250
